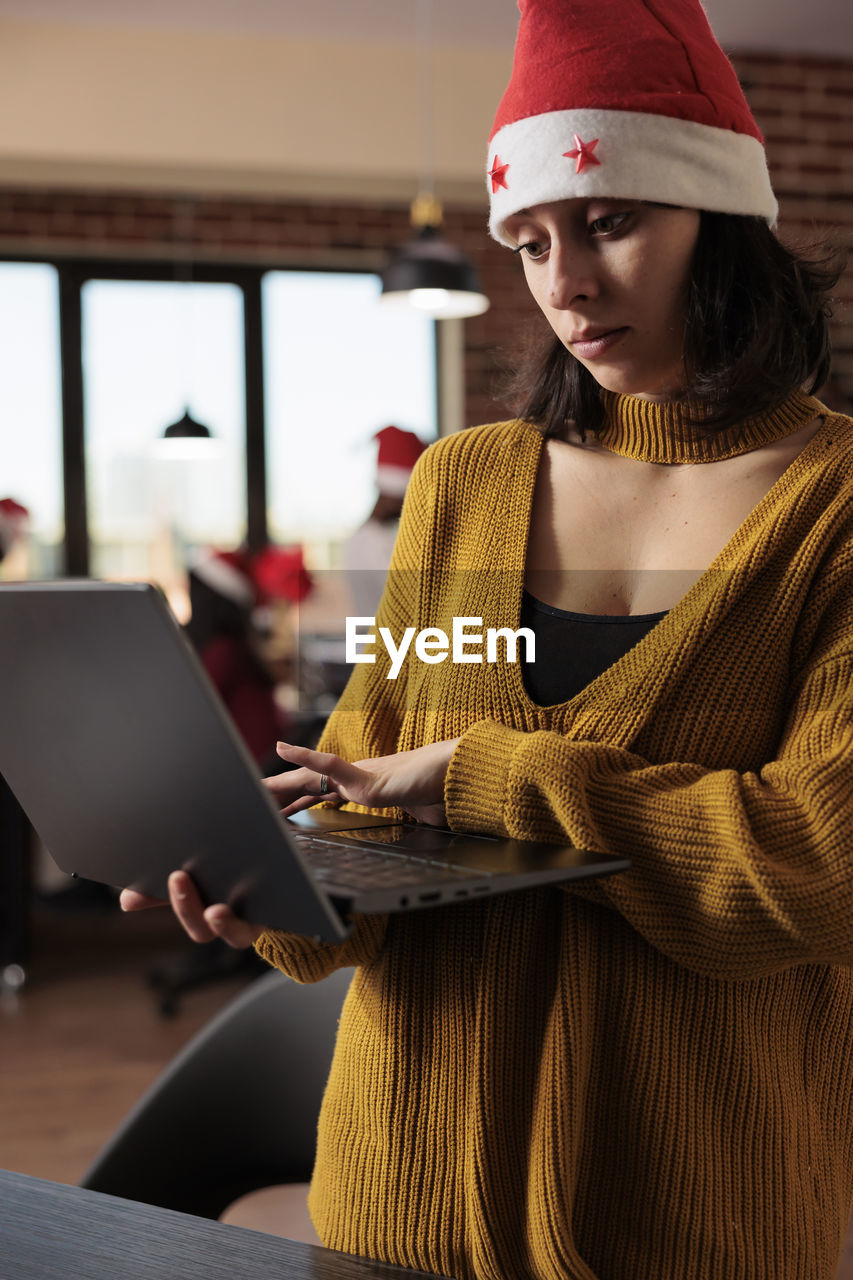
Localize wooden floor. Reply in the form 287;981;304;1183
1;896;257;1188
3;892;853;1272
1;891;320;1243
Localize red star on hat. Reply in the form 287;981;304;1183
563;134;601;174
488;155;510;193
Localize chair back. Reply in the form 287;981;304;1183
81;967;354;1218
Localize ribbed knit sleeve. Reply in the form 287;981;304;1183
446;549;853;980
256;448;439;982
254;912;387;982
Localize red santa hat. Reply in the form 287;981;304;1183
487;0;777;247
251;544;313;605
374;426;426;499
0;497;30;555
187;547;257;608
188;544;314;608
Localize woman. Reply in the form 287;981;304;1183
123;1;853;1276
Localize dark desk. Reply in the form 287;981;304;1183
0;1170;450;1280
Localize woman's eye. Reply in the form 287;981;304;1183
513;240;547;260
589;212;630;236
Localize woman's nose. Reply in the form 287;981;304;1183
545;246;599;309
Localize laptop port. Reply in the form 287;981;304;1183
418;891;442;903
399;896;409;907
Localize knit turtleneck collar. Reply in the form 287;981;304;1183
596;388;822;464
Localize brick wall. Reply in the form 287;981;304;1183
0;51;850;426
735;53;853;413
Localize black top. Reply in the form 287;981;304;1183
519;589;667;706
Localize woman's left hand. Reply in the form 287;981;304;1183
266;738;460;828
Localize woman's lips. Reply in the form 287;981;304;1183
568;327;629;359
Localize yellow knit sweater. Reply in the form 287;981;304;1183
257;390;853;1280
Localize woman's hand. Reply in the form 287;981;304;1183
119;737;460;941
266;738;460;828
119;871;263;948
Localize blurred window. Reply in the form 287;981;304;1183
263;271;436;545
0;264;439;602
81;280;246;608
0;263;63;580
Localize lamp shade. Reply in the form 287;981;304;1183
163;410;212;440
154;409;220;460
380;226;490;319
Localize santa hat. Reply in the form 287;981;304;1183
487;0;777;247
374;426;426;499
251;544;313;605
0;497;30;555
187;547;257;608
188;544;314;608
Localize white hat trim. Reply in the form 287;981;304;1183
376;464;414;498
188;552;255;607
487;107;777;246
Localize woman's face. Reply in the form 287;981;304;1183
505;199;701;400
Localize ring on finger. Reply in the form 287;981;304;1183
319;773;330;795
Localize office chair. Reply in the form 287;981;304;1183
81;965;354;1221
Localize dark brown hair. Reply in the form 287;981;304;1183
511;211;845;439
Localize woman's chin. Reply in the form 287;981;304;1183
583;364;684;402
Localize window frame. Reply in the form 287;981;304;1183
1;253;439;575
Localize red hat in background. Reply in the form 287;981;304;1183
188;544;314;608
252;544;313;605
0;497;30;555
375;426;427;499
487;0;777;247
187;547;257;608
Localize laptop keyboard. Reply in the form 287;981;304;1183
295;832;491;891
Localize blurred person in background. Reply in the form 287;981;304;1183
344;426;426;618
186;544;312;772
0;497;29;572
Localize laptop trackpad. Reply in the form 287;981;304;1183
287;807;494;851
286;807;401;833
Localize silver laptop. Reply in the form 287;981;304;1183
0;581;630;942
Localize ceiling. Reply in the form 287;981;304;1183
0;0;851;57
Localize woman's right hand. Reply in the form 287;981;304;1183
265;738;458;827
119;871;264;949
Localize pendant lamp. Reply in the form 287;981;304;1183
155;407;220;460
163;409;211;440
380;0;490;320
381;193;490;319
157;197;216;452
